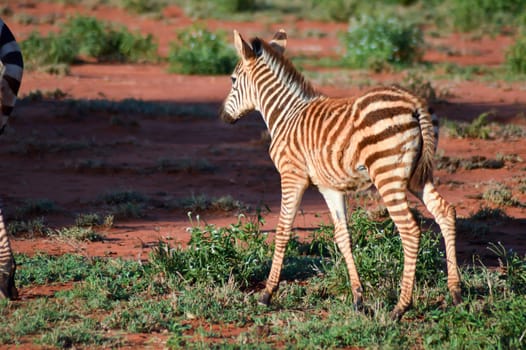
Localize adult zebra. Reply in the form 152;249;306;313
0;18;23;299
219;30;461;319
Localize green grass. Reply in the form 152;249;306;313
2;209;525;347
167;25;237;75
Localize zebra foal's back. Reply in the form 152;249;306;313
278;85;435;195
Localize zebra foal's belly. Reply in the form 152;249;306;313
308;160;372;192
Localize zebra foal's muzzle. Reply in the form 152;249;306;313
219;108;238;124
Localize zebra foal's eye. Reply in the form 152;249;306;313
231;76;237;84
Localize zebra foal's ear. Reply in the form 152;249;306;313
233;30;255;62
269;29;287;54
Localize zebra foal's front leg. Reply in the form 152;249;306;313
259;176;308;306
319;187;364;309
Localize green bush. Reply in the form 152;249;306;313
62;16;157;62
506;33;526;74
21;31;78;69
340;16;423;71
167;25;237;75
21;16;157;71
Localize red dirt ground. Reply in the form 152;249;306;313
1;2;526;348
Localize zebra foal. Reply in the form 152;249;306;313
219;29;461;319
0;18;24;299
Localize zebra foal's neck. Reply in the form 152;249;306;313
255;42;321;133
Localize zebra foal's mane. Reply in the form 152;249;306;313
249;37;321;102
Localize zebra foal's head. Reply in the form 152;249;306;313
219;29;287;124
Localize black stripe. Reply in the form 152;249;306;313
4;75;21;95
0;23;16;48
2;106;13;116
2;51;23;68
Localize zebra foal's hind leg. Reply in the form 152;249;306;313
419;182;461;305
0;203;17;299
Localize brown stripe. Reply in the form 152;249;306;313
357;91;411;112
376;175;405;190
357;120;418;154
357;106;414;131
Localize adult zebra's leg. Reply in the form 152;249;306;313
420;182;461;305
259;176;308;306
379;185;421;320
0;202;17;299
319;187;363;308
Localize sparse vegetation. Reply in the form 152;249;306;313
157;157;216;173
171;194;246;212
435;154;505;173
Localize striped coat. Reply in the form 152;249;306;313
0;18;23;300
220;29;461;319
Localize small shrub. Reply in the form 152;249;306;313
167;25;237;75
75;213;114;228
341;16;423;71
442;112;493;139
55;226;104;242
506;33;526;75
150;216;270;286
483;182;520;207
7;217;48;236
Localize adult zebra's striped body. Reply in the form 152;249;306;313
0;18;23;299
220;30;461;319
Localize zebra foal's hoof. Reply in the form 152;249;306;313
258;291;272;307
